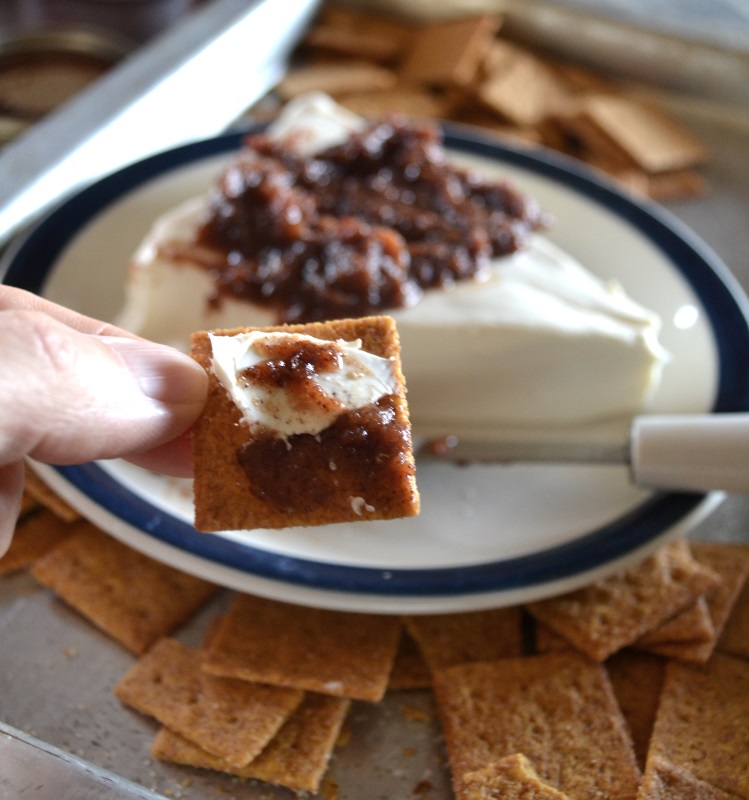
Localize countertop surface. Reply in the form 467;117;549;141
1;15;748;799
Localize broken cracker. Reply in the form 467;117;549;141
526;539;720;661
152;692;350;794
31;521;219;654
433;651;640;800
115;638;303;767
202;592;401;702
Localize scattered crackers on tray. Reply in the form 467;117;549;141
4;460;749;797
190;315;420;532
256;4;710;202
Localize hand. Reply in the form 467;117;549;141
0;287;208;554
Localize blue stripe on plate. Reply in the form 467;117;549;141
5;126;749;596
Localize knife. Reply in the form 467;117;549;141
420;413;749;494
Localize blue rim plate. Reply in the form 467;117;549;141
5;124;749;612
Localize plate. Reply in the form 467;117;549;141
4;124;749;613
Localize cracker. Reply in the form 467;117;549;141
580;94;709;173
191;316;419;532
476;45;571;126
638;756;742;800
202;592;401;702
388;626;432;690
635;597;715;648
115;638;302;766
337;87;450;120
403;607;524;672
151;692;350;794
399;15;502;88
647;653;749;798
525;539;721;661
277;60;398;100
463;753;571;800
432;652;640;800
637;541;749;663
717;561;749;661
30;521;219;654
23;462;79;522
605;649;666;771
0;508;73;575
305;9;411;64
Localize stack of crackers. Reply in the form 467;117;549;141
260;5;709;201
4;468;749;798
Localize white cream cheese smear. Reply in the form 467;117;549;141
209;330;398;437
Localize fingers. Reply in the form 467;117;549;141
0;309;207;469
0;286;135;338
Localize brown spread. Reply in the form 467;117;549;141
193;116;549;323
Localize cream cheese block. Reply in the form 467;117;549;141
117;94;668;438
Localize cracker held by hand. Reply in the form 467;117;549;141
190;316;419;532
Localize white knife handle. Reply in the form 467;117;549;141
630;413;749;493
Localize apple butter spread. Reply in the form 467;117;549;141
197;324;418;525
193;116;549;323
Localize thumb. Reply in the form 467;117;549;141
0;310;207;467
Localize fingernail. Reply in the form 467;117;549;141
101;337;208;405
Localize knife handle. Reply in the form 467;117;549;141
630;413;749;493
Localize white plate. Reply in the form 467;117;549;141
5;125;749;613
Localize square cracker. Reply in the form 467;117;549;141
202;592;401;702
403;606;524;672
646;653;749;798
636;541;749;663
151;692;350;794
0;508;73;575
526;539;720;661
115;638;303;767
399;15;502;88
463;753;571;800
432;651;640;800
190;316;419;532
31;521;219;654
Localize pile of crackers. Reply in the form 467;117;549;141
5;466;749;798
262;4;709;201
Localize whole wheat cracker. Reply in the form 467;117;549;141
30;521;219;654
432;651;640;800
605;649;666;771
151;692;350;794
115;638;303;767
403;606;524;672
717;565;749;661
399;14;502;89
277;60;398;100
525;539;721;661
463;753;571;800
0;508;73;575
388;626;432;691
636;541;749;663
191;316;419;532
646;653;749;798
202;592;401;702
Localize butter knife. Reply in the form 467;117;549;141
421;413;749;494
